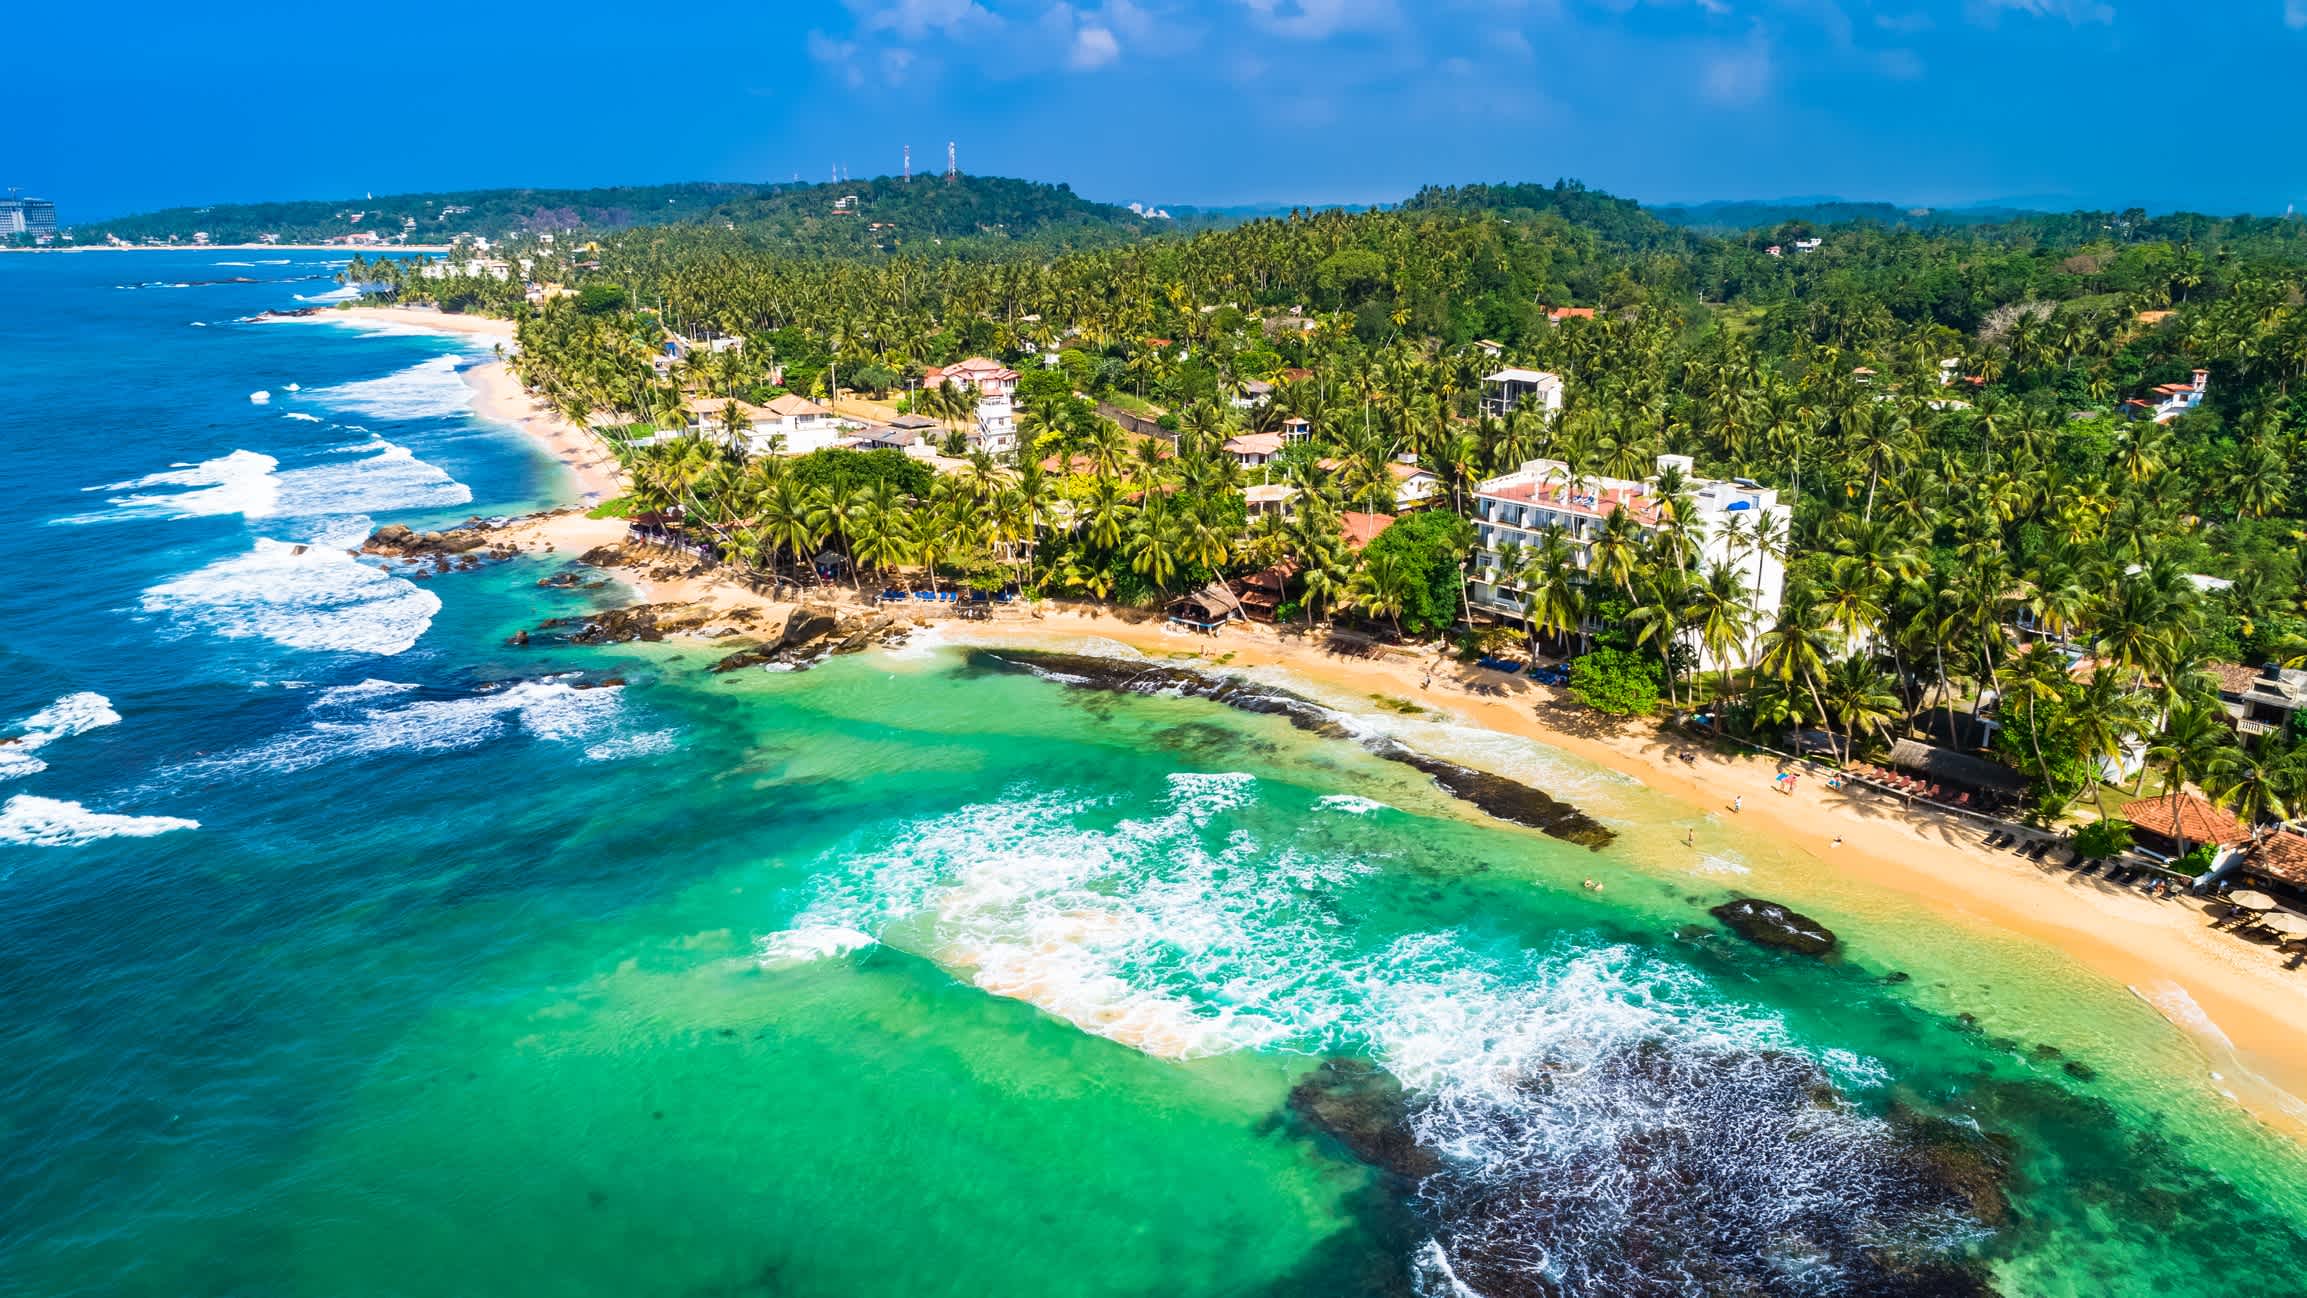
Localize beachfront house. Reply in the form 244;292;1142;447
923;357;1021;455
1388;459;1443;512
1223;431;1284;469
2124;369;2209;423
1467;454;1791;668
755;394;842;455
684;396;773;447
2212;662;2307;738
1480;367;1566;418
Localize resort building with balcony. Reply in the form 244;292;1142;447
1480;367;1566;419
2124;369;2209;423
924;356;1022;454
1467;454;1791;669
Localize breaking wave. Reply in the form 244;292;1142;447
761;773;1986;1295
0;795;198;847
308;354;474;420
141;520;442;655
0;692;123;781
69;437;469;524
182;677;639;777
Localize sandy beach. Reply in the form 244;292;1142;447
473;520;2307;1137
276;305;630;502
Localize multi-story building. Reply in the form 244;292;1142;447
1468;454;1791;668
0;196;59;240
924;356;1021;454
2124;369;2209;423
1480;366;1566;418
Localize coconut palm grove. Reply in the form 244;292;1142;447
340;178;2307;843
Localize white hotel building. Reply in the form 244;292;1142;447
1468;454;1791;669
924;357;1022;454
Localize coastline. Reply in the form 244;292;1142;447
273;304;629;503
1;243;454;253
471;518;2307;1140
295;302;2305;1143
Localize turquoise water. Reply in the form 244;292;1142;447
3;253;2305;1297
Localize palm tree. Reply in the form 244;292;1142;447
1822;653;1901;762
1350;551;1414;636
2145;702;2237;860
1687;561;1756;705
847;479;912;587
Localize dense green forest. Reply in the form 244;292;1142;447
83;176;1184;252
344;177;2307;844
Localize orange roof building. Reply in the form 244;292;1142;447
1340;511;1395;550
2118;792;2250;850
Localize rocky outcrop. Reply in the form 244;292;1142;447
708;606;909;671
524;598;910;670
1709;897;1839;956
971;649;1615;848
1287;1059;1441;1181
362;521;514;562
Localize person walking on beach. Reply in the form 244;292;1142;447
1732;796;1742;813
1831;836;1843;849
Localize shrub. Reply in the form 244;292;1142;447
2070;818;2132;862
1569;648;1661;717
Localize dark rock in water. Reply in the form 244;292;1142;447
1298;1040;2008;1298
1287;1059;1442;1181
707;606;906;672
973;649;1614;848
1710;896;1838;956
508;629;529;647
363;520;512;564
1887;1105;2016;1230
2062;1059;2097;1082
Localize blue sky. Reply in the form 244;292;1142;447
9;1;2305;220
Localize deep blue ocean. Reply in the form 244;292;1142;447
4;252;2306;1298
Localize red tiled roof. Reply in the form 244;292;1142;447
2210;662;2260;695
2118;793;2251;848
1340;512;1395;549
1480;479;1663;526
2249;830;2307;888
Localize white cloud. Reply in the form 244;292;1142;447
1238;0;1400;40
2287;0;2307;29
1698;32;1773;105
806;30;869;88
1070;22;1122;65
1969;0;2115;23
846;0;1001;39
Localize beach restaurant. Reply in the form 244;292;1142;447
2118;792;2252;864
1168;581;1244;633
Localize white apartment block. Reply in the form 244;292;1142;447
1468;454;1790;669
1480;367;1566;419
925;357;1022;454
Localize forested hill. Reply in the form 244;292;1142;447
83;176;1178;252
1402;182;1692;253
1651;199;2041;232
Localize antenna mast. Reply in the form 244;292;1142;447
945;141;957;184
903;144;911;183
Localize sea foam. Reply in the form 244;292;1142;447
74;436;469;524
0;692;123;781
308;354;475;420
141;522;442;655
760;773;1963;1294
187;678;638;776
0;795;197;847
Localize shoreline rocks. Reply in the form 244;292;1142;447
1709;897;1839;956
971;648;1615;848
362;521;516;563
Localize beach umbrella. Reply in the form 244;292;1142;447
2258;912;2307;939
2226;890;2278;912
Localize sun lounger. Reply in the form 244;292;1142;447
2077;860;2102;877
